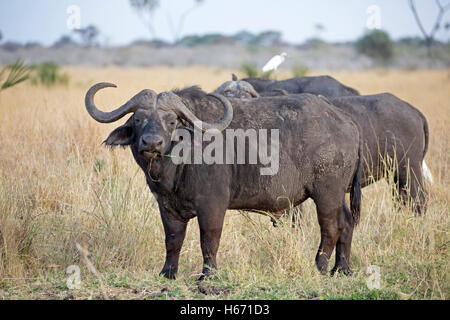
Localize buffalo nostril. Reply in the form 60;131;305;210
141;135;163;152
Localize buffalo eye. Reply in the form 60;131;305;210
166;116;177;127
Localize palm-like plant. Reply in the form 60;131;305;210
0;60;31;92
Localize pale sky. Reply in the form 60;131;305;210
0;0;449;46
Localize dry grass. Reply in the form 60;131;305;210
0;66;448;300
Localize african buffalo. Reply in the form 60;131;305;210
85;83;363;278
215;75;288;99
329;93;429;214
217;80;430;214
239;75;360;97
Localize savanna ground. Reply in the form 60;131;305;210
0;67;448;300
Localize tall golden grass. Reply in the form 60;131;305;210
0;67;448;299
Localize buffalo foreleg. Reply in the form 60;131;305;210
197;206;226;281
160;210;188;279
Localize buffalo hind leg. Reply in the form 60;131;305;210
159;211;188;279
331;201;354;276
397;162;427;215
314;199;345;274
197;206;226;281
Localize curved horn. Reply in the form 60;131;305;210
214;81;232;95
240;81;260;98
85;82;156;123
162;92;233;132
273;88;289;96
204;93;234;131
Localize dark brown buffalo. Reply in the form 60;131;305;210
329;93;429;213
240;75;360;97
85;83;363;279
217;81;430;214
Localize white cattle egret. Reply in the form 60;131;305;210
422;160;433;184
262;52;287;73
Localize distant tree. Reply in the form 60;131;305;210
131;38;169;47
315;23;325;32
53;35;77;48
0;30;3;43
302;38;329;50
130;0;160;39
1;41;22;52
314;23;326;38
397;36;425;46
73;25;100;47
356;30;394;63
234;30;255;45
130;0;204;42
167;0;204;42
177;33;236;47
445;21;450;31
25;42;42;48
408;0;450;57
178;33;230;46
253;31;282;46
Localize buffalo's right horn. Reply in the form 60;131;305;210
85;82;157;123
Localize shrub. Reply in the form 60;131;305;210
292;65;309;77
240;62;275;79
356;30;394;62
30;62;69;87
261;70;273;79
240;62;259;78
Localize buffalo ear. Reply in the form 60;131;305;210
104;124;135;146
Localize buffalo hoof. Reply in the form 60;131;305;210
330;265;351;276
271;218;279;228
316;255;329;275
198;267;215;281
160;268;177;280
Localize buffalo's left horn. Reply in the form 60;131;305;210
164;92;233;132
240;81;260;98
